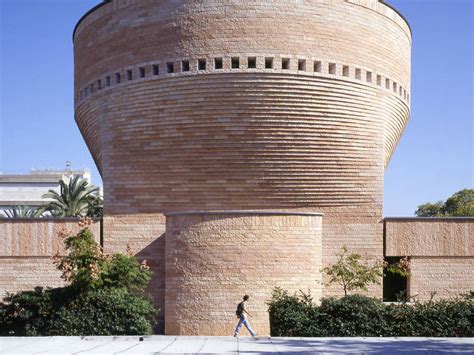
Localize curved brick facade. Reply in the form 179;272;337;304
165;211;322;335
74;0;411;335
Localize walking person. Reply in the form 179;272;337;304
233;295;257;337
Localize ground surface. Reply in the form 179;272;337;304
1;336;473;354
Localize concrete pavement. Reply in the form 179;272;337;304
1;336;473;354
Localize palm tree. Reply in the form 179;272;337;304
41;176;102;217
2;205;43;218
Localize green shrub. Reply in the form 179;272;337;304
384;299;473;337
49;288;155;336
268;288;473;337
0;287;155;336
268;287;320;337
317;295;386;336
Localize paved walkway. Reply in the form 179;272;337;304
1;336;473;354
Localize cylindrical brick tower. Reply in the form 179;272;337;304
74;0;410;335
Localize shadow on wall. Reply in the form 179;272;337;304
136;233;166;334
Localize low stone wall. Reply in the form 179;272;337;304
0;218;100;299
408;257;474;299
384;217;474;300
164;211;323;336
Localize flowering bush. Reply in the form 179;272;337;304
53;219;151;292
0;218;156;336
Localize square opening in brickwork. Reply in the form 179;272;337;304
399;86;403;96
355;68;361;79
126;70;133;81
383;257;408;302
314;61;321;73
393;82;397;93
329;63;336;75
214;57;223;70
265;57;273;69
106;76;111;87
343;65;349;77
90;83;94;93
377;75;382;86
247;57;256;69
139;67;145;78
167;62;175;73
198;59;206;70
231;57;240;69
181;60;190;72
281;58;290;70
97;79;102;90
153;65;159;76
403;89;406;99
115;73;121;84
366;71;372;83
298;59;306;71
385;78;390;89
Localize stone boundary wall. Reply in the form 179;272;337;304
384;217;474;300
0;218;101;299
385;217;473;257
164;211;323;336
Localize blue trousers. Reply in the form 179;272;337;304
234;316;256;336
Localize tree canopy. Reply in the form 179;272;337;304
415;189;474;217
41;176;103;217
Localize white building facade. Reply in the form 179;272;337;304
0;169;91;215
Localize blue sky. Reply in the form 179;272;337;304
0;0;472;216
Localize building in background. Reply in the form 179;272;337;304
0;166;91;215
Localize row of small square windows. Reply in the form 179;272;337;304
80;58;409;103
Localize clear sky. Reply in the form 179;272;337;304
0;0;472;216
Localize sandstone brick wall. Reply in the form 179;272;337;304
384;218;474;300
385;218;473;257
103;214;166;332
0;218;100;299
165;212;322;336
322;206;383;297
409;257;474;300
73;0;411;334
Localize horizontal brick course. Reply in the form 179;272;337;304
409;257;474;300
0;219;100;299
165;212;322;336
385;218;474;257
73;0;411;335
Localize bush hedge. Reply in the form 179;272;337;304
268;288;473;337
0;287;155;336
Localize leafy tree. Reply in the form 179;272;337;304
321;246;383;296
443;189;474;216
40;176;102;217
415;189;474;217
321;246;409;296
414;201;444;217
2;205;43;218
